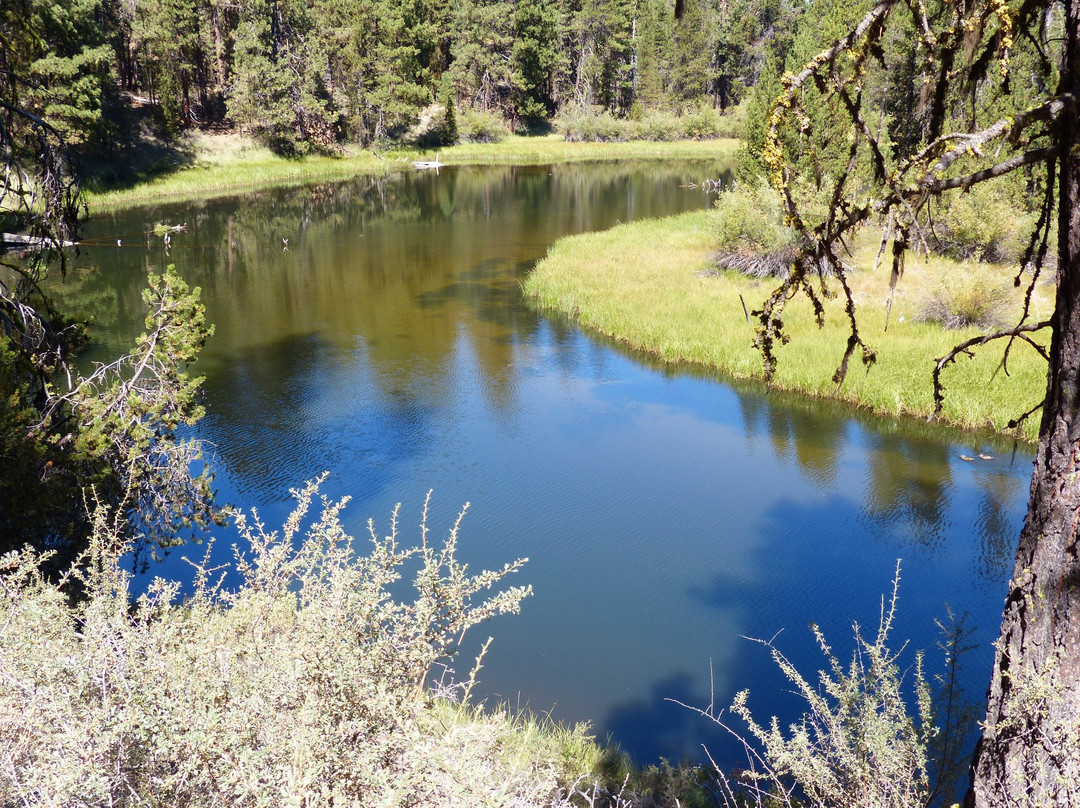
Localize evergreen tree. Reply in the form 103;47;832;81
14;0;117;148
632;0;672;111
710;0;759;110
512;0;560;124
671;0;711;107
229;0;336;153
448;0;515;115
567;0;635;112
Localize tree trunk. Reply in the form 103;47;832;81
969;1;1080;803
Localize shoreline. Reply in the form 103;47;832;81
522;210;1047;444
85;133;739;214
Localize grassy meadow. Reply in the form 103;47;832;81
85;131;739;213
523;209;1052;442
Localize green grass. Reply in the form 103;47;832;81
523;209;1051;442
85;132;738;214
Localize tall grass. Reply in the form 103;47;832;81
523;209;1051;441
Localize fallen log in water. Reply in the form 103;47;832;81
1;232;76;250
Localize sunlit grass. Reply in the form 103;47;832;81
85;132;737;213
523;209;1052;442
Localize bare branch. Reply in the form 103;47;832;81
931;321;1052;417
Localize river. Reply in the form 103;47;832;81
60;161;1030;768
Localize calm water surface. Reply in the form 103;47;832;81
64;162;1031;765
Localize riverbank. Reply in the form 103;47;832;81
85;131;738;214
523;209;1050;442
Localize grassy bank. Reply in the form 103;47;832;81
85;131;738;214
523;209;1050;442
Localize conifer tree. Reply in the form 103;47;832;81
512;0;560;124
448;0;516;114
229;0;336;153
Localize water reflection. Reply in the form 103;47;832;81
56;162;1032;768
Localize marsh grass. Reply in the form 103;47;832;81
85;132;738;213
523;210;1051;441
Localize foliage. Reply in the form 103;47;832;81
1;263;217;569
7;0;119;150
931;185;1038;264
555;104;738;143
714;181;796;255
512;0;559;123
448;0;516;117
0;481;545;807
229;0;337;155
680;104;736;140
2;0;806;156
698;565;935;808
915;269;1012;331
459;108;509;143
555;104;628;142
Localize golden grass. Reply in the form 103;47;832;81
85;132;738;213
523;209;1052;442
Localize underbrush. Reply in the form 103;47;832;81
0;479;568;807
555;104;740;143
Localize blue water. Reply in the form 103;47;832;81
68;162;1030;770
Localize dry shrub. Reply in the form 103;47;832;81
0;478;546;808
680;564;936;808
915;269;1013;330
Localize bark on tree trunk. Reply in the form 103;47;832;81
969;1;1080;803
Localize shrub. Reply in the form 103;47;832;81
459;107;509;143
712;181;802;278
931;184;1036;264
555;104;739;143
555;104;629;142
0;479;547;807
915;268;1013;330
635;109;682;142
680;105;726;140
687;564;936;808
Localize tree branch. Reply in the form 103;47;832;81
931;321;1052;417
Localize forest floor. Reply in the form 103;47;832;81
85;130;738;213
523;209;1051;443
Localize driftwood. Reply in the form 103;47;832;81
1;232;76;249
414;154;442;170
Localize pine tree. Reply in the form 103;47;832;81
448;0;515;115
16;0;117;148
512;0;560;124
230;0;336;153
671;0;711;107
